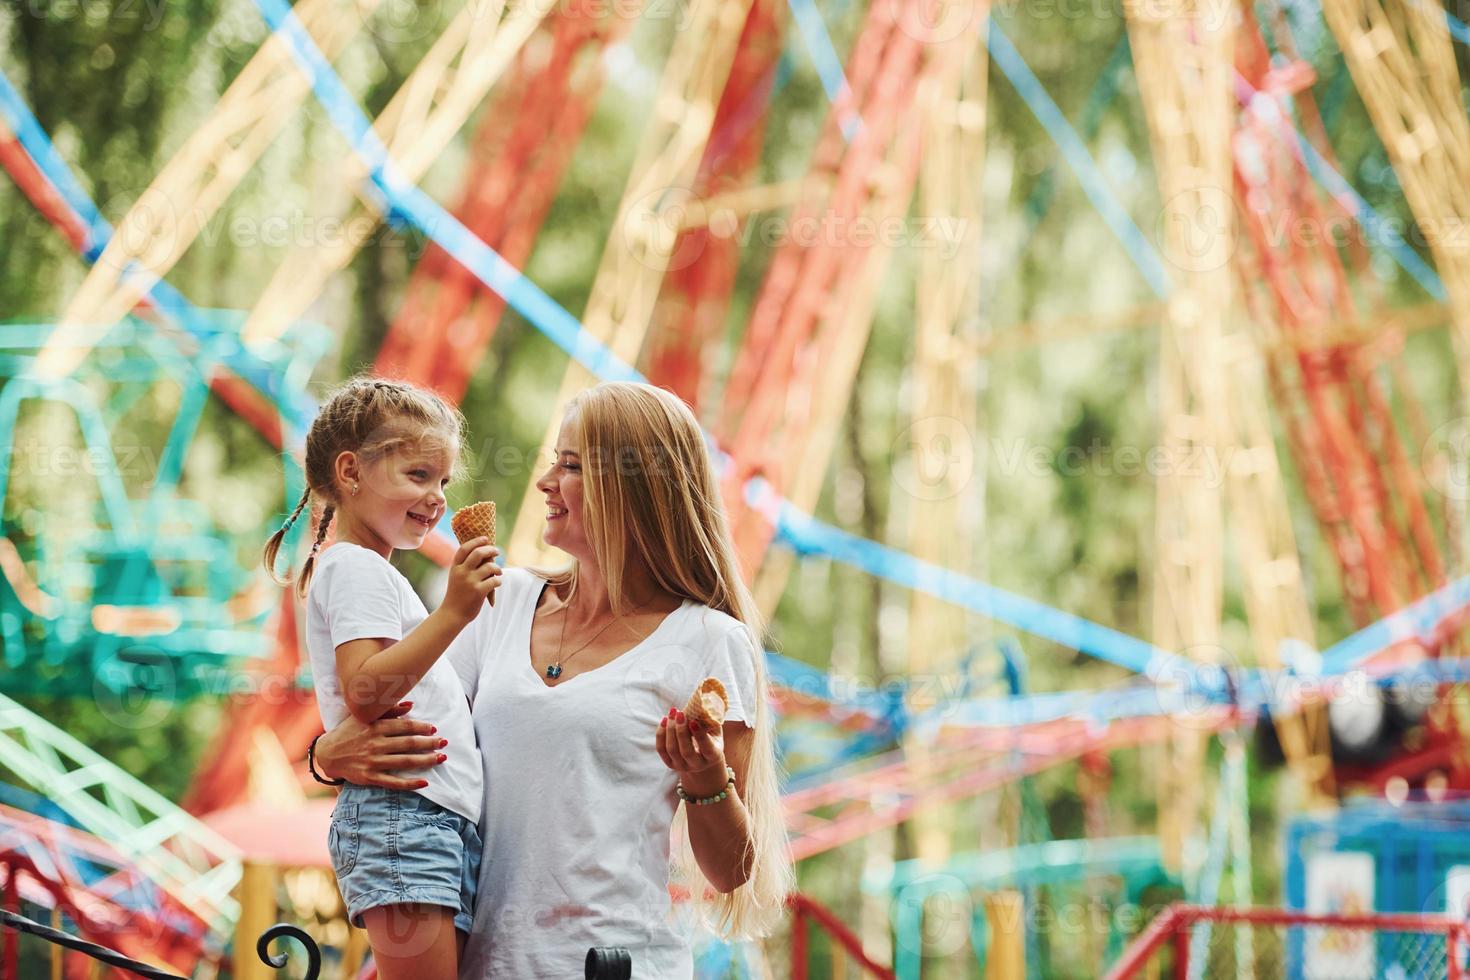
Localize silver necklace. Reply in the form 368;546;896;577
545;592;653;680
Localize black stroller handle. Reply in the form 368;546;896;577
585;946;632;979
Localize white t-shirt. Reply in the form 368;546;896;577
447;567;759;979
305;542;483;825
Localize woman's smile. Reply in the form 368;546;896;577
535;413;585;553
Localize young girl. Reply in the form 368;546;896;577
262;377;500;980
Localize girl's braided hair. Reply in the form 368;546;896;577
262;377;465;597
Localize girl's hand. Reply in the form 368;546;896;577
443;538;501;623
314;700;448;791
655;708;728;797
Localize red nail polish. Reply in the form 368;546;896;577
438;739;448;748
437;754;447;763
418;780;429;788
660;717;668;727
430;726;437;734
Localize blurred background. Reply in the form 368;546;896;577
2;0;1470;973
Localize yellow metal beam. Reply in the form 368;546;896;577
1321;0;1470;580
672;179;810;232
1220;331;1335;801
983;891;1026;980
902;24;988;872
35;0;383;377
1133;0;1336;827
749;7;989;620
239;0;562;348
1125;0;1235;868
1319;0;1470;391
503;0;761;568
232;862;279;980
974;298;1447;357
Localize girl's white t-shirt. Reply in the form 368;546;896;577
304;542;482;825
447;567;759;980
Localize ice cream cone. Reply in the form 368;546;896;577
684;677;728;730
450;501;497;607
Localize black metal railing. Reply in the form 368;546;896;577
1;909;320;979
3;909;634;979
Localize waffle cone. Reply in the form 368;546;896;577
684;677;728;730
451;501;496;544
450;501;497;606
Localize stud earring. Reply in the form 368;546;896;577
352;483;359;495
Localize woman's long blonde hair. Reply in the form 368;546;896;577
531;381;794;939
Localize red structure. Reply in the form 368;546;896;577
182;600;320;815
0;805;211;977
1232;9;1447;627
1230;9;1470;794
717;0;940;580
0;118;94;258
1105;904;1470;980
642;0;786;410
374;5;635;402
781;710;1240;861
788;892;896;980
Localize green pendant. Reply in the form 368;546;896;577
546;663;562;679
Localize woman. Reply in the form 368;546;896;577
313;381;794;977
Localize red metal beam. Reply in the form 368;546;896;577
1233;9;1447;626
784;711;1240;861
0;118;92;256
1178;903;1467;931
1106;903;1470;980
643;0;786;410
790;899;808;980
0;806;210;974
787;893;896;979
375;6;632;401
1101;904;1182;980
182;590;317;815
717;0;931;580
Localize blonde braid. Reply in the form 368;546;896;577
310;504;335;556
281;488;311;531
263;488;312;584
296;504;336;598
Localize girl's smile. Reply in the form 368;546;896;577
336;439;456;557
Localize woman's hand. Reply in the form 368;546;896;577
658;709;755;892
655;708;728;797
314;700;448;790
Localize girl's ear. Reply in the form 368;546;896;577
333;450;360;495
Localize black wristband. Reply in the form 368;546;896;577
308;733;346;786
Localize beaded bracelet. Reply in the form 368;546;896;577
676;766;736;806
308;733;346;787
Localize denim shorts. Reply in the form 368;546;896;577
329;784;482;935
